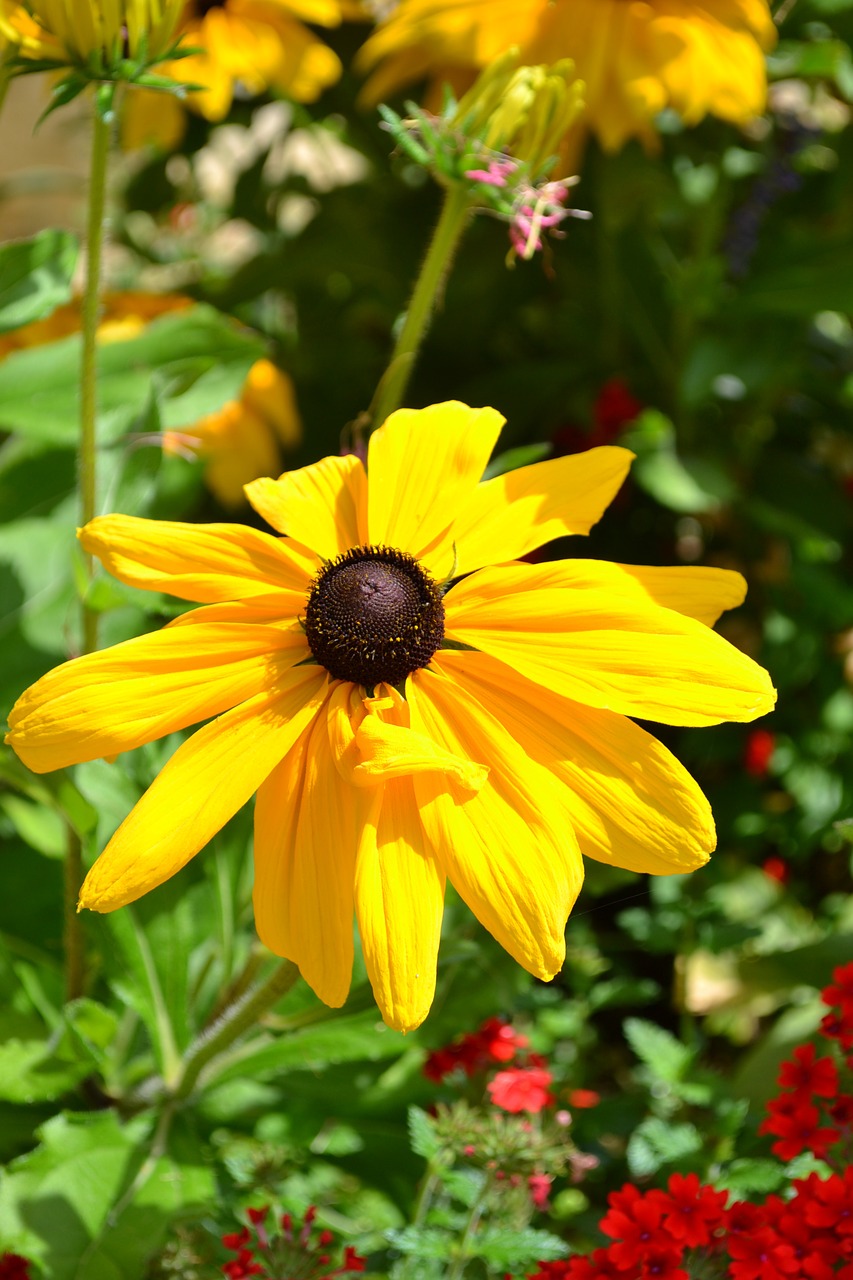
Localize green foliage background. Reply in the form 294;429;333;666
0;3;852;1276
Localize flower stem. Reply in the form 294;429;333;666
168;958;300;1101
369;183;472;430
63;104;111;1004
79;104;110;656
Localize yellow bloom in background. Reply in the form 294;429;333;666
164;357;302;507
0;295;300;504
123;0;348;150
0;0;182;67
6;402;776;1031
0;290;192;356
358;0;777;152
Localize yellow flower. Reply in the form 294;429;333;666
6;402;775;1031
0;290;192;356
0;295;299;503
358;0;777;152
123;0;347;149
0;0;182;67
163;358;302;507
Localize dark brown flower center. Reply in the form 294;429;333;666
304;545;445;688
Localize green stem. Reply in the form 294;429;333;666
79;105;110;656
63;106;110;1004
446;1176;490;1280
168;958;300;1100
369;183;472;430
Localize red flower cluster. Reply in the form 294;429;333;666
0;1256;31;1280
423;1017;529;1082
759;962;853;1166
221;1205;366;1279
488;1065;555;1116
525;1169;853;1279
522;965;853;1280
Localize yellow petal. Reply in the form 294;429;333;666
610;563;747;627
356;776;445;1032
449;446;634;575
241;359;302;448
408;665;583;981
80;514;315;603
367;401;504;569
245;454;368;559
253;689;364;1008
6;619;310;773
444;560;776;726
436;649;714;876
79;668;328;912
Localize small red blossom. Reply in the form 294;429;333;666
567;1089;601;1109
423;1017;528;1081
778;1043;839;1098
638;1244;688;1279
529;1173;553;1212
761;856;789;885
655;1171;728;1248
488;1066;554;1114
744;728;775;777
221;1205;366;1279
594;378;643;439
759;1094;839;1162
0;1256;32;1280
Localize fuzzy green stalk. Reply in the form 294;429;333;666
168;958;300;1101
79;105;110;655
369;183;472;431
64;105;111;1003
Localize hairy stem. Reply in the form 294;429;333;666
369;184;472;430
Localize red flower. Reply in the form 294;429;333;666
778;1043;839;1099
823;963;853;1011
728;1226;800;1280
423;1018;527;1081
759;1094;839;1161
744;729;775;778
638;1245;688;1280
0;1256;32;1280
529;1173;553;1212
594;378;643;439
656;1172;728;1248
601;1186;668;1269
800;1169;853;1236
761;856;789;885
488;1067;554;1114
567;1089;601;1109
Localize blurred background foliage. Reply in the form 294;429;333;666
0;0;852;1275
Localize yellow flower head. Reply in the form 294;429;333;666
164;358;303;508
123;0;348;148
358;0;777;152
6;403;776;1031
0;0;182;68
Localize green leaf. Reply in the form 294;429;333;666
623;1017;694;1082
386;1227;454;1260
0;230;77;334
621;410;734;513
717;1159;787;1196
626;1117;704;1178
210;1009;412;1085
408;1105;441;1161
0;305;265;444
0;1111;214;1279
475;1226;568;1267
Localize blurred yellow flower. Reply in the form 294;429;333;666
7;402;776;1031
123;0;349;149
0;295;300;505
164;358;302;507
358;0;777;152
0;0;182;67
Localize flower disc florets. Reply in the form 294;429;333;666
304;545;445;687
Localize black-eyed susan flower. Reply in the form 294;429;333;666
358;0;777;153
0;0;184;92
122;0;349;150
6;403;775;1031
